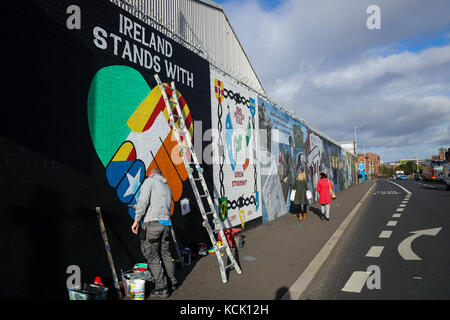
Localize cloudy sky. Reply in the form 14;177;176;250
214;0;450;162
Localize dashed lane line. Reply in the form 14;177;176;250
387;221;398;226
341;180;412;295
365;246;384;258
341;271;371;293
282;183;377;300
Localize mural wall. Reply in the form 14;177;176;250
258;98;358;221
2;0;212;299
258;98;308;221
210;69;262;229
2;0;359;299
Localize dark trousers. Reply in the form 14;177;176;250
140;221;177;290
298;204;307;214
291;204;308;214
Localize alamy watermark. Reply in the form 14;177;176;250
367;5;381;30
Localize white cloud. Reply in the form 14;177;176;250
221;0;450;161
312;46;450;90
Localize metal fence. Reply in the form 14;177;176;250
109;0;266;94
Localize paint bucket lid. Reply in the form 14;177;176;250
131;279;145;285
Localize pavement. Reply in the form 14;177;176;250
151;179;377;300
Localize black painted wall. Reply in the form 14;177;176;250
1;0;213;299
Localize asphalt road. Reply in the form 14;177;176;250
300;179;450;300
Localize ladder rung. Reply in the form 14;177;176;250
155;74;241;284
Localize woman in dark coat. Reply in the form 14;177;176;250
292;171;309;221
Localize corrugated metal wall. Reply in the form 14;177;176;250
110;0;266;94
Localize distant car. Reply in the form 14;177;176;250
415;174;423;180
399;175;408;180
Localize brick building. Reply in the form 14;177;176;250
358;152;381;177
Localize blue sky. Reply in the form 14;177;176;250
214;0;284;11
390;28;450;54
213;0;450;162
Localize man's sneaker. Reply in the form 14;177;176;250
150;288;170;298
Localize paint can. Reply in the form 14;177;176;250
234;235;244;250
122;272;134;298
133;263;148;273
130;279;145;300
68;283;108;300
183;247;191;265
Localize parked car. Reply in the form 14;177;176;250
399;175;408;180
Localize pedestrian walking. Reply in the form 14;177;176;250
291;170;309;221
131;168;178;298
316;172;333;221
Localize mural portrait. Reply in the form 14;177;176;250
258;98;308;219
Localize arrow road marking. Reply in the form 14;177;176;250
397;228;442;260
388;181;412;195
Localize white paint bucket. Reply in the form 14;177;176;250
130;279;145;300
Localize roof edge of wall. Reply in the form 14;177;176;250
195;0;267;96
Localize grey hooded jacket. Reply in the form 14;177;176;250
134;173;172;223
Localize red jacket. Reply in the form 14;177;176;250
316;178;333;205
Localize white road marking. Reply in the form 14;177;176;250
392;214;401;218
387;181;412;195
341;271;371;293
398;227;442;260
387;221;398;226
379;230;392;238
283;183;377;300
366;246;384;257
399;204;406;207
402;201;408;204
396;208;404;212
